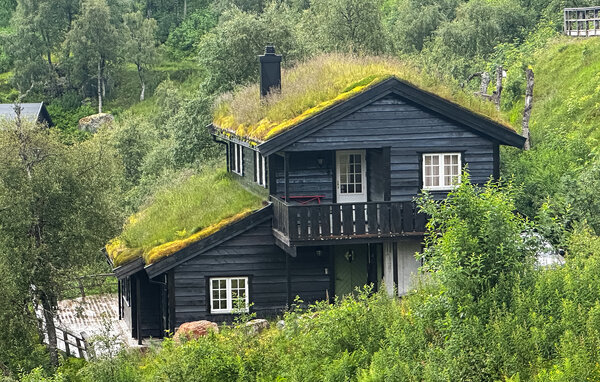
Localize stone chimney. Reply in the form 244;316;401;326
259;45;282;98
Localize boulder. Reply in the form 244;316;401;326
173;320;219;342
276;320;286;330
78;113;114;133
245;318;269;334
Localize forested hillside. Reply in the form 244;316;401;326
2;0;600;380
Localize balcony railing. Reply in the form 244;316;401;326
271;196;427;243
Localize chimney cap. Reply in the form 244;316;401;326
264;45;277;55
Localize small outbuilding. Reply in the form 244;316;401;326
0;102;53;126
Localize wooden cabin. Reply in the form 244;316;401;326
110;48;525;343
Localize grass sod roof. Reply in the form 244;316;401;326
213;54;514;143
106;168;265;267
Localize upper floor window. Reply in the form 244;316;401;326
231;143;243;175
254;151;267;187
209;276;249;314
422;153;461;190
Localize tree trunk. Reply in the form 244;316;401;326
97;60;102;113
183;0;187;18
465;72;491;99
138;65;146;101
522;68;534;150
493;66;503;111
41;293;58;367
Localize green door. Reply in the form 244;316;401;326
334;245;368;297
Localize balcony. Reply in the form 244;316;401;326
271;196;427;246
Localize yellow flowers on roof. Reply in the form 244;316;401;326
212;54;512;143
107;209;255;267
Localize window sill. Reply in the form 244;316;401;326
210;309;249;315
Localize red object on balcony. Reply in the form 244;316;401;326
282;195;326;205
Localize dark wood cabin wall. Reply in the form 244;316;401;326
229;143;258;184
367;149;385;202
172;221;288;327
242;146;255;183
285;94;496;201
274;151;334;203
135;272;163;338
290;247;331;304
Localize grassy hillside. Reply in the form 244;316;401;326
503;37;600;226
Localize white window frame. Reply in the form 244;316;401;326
422;153;462;191
209;276;249;314
254;151;267;187
232;144;243;175
336;150;367;203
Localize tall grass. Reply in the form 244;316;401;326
214;53;511;141
107;167;264;266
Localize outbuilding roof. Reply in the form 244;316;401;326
0;103;53;126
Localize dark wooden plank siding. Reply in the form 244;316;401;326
173;221;288;327
135;272;163;338
285;94;497;201
242;145;255;182
275;151;335;203
290;247;331;303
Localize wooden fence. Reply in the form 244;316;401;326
56;326;89;359
564;7;600;36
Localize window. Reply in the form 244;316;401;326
209;277;249;314
422;153;461;190
231;143;243;175
254;151;267;187
122;277;131;306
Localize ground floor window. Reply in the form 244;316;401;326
209;277;249;314
121;277;131;306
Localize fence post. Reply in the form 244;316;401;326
78;277;86;303
76;337;84;358
63;330;70;357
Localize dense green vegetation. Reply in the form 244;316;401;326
2;0;600;380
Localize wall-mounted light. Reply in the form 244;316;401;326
345;249;355;263
317;157;324;167
315;247;323;257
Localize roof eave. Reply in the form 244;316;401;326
256;77;525;154
144;204;273;278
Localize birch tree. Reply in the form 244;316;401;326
66;0;119;113
123;12;158;101
0;108;123;366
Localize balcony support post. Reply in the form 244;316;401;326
284;152;290;202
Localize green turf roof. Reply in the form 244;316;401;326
212;53;514;143
107;168;265;267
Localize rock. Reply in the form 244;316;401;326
78;113;114;133
173;320;219;342
276;320;286;330
245;318;269;334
